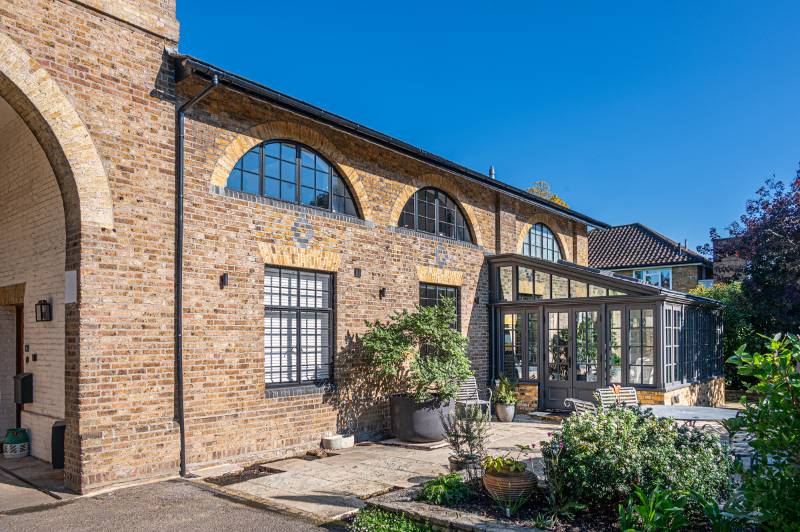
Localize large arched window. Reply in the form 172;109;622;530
522;223;562;261
226;140;360;217
398;188;473;243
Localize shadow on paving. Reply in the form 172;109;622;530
0;479;337;532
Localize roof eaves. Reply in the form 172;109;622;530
172;53;610;229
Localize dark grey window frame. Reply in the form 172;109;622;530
399;187;473;243
227;140;361;218
522;223;563;262
264;266;335;388
419;282;461;329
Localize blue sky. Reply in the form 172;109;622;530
178;1;799;250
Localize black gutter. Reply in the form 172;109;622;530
172;54;609;229
175;74;218;477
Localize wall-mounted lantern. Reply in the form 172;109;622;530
379;287;387;299
35;299;52;322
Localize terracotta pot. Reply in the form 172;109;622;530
482;468;537;504
495;403;516;422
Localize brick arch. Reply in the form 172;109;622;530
516;220;571;261
0;31;114;231
210;121;373;221
388;173;485;248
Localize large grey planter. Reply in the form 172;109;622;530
495;403;516;422
390;394;453;443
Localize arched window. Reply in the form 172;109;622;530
226;141;360;217
398;188;473;243
522;223;562;261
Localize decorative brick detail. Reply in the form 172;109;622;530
208;120;373;221
257;242;342;272
416;265;463;286
0;31;114;230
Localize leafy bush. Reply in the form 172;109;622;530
618;486;688;532
349;508;432;531
361;299;471;402
727;333;800;530
420;473;472;506
540;407;733;511
493;376;518;405
689;282;757;388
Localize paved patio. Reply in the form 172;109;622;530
194;416;559;523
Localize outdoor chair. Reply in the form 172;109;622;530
596;386;639;408
455;376;492;415
564;398;597;414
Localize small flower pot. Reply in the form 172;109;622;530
482;468;537;506
495;403;516;422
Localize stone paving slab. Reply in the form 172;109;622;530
211;418;560;523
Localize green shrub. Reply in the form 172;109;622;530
349;507;432;531
618;486;688;532
361;299;471;402
540;406;733;511
727;334;800;530
493;376;518;405
420;473;472;506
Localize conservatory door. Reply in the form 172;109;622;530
542;307;603;410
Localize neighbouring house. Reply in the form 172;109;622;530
0;1;724;495
589;223;714;292
712;237;747;283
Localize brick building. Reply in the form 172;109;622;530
0;1;724;494
589;223;714;292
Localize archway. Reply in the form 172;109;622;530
0;31;114;491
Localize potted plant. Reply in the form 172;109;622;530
493;376;518;422
440;404;490;481
482;444;538;517
362;299;472;442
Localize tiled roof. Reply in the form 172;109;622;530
588;223;711;270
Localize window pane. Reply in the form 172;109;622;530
527;312;538;381
265;267;332;385
552;276;568;299
535;271;551;300
589;285;608;297
242;149;260;173
570;281;588;298
503;313;522;381
518;267;534;300
522;223;561;262
548;312;569;381
498;266;513;302
608;310;622;384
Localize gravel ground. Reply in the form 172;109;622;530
0;479;339;531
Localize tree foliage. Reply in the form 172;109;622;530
527;180;570;208
689;282;757;388
698;170;800;334
361;299;472;402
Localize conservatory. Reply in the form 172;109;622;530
488;254;724;410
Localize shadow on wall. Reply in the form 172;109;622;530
328;332;406;440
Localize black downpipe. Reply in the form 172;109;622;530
175;75;218;477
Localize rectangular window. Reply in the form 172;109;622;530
419;283;461;327
608;310;622;384
552;275;569;299
570;280;588;298
264;267;333;385
527;312;539;381
628;308;654;385
503;312;523;381
547;311;570;381
498;266;513;302
535;271;551;300
633;268;672;289
518;267;534;300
